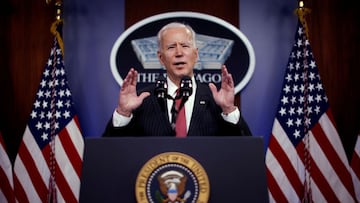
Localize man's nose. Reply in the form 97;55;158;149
175;45;183;56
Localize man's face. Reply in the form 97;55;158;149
157;27;198;86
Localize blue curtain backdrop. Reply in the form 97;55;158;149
63;0;297;149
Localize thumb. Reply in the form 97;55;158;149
208;83;218;97
138;92;151;101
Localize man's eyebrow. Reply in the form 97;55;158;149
165;42;191;46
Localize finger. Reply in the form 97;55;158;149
122;68;134;88
221;65;234;87
226;73;234;87
221;65;231;85
131;69;138;86
126;68;137;86
127;68;134;85
222;65;229;77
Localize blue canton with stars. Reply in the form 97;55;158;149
276;22;329;146
28;38;76;149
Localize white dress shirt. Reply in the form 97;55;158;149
112;77;240;127
166;77;195;131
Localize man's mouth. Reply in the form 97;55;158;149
173;62;186;66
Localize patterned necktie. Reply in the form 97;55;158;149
171;89;187;137
175;96;186;137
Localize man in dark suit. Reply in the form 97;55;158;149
103;22;252;137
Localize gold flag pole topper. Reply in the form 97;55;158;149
47;0;65;56
294;0;311;39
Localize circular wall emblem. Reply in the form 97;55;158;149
135;152;210;203
110;11;255;94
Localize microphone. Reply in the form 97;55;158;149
177;76;193;111
179;76;193;99
154;75;167;112
154;75;167;99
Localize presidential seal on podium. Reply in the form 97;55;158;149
135;152;210;203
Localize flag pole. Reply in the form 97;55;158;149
46;1;63;202
294;2;312;202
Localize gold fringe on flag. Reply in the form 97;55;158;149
50;19;64;57
48;0;64;57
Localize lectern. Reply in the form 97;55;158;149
79;136;269;202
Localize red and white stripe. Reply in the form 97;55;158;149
351;131;360;202
13;116;84;203
266;110;356;203
0;132;15;203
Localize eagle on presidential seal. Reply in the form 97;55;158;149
156;170;191;203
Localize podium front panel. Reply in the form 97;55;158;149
79;136;269;202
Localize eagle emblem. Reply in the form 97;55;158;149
135;152;210;203
156;170;191;203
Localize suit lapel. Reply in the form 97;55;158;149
149;93;173;134
188;84;211;135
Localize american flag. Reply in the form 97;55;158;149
351;131;360;202
265;21;356;202
13;36;84;203
0;131;15;203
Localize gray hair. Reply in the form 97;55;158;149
157;22;197;49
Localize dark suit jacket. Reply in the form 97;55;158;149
103;82;252;137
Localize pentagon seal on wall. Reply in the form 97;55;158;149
110;11;255;94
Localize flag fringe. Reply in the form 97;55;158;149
50;19;64;57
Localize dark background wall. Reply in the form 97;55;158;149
1;0;359;163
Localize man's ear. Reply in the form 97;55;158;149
195;48;199;61
157;51;164;66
